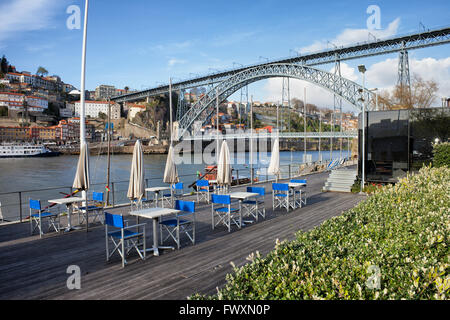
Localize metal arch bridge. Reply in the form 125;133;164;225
181;131;358;141
111;26;450;103
175;63;371;139
109;25;450;141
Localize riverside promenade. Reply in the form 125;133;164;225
0;169;365;300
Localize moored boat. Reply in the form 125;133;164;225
0;143;60;158
197;165;257;188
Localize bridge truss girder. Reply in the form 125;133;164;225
177;63;374;140
111;26;450;104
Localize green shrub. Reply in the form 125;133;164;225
192;166;449;300
433;142;450;168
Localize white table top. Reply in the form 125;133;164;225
289;182;306;188
130;207;180;219
229;192;260;200
48;197;85;205
145;186;170;192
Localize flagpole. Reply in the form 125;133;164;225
79;0;89;205
250;95;253;184
216;87;219;164
106;98;111;206
80;0;88;147
169;77;173;145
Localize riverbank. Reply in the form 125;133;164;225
52;144;169;155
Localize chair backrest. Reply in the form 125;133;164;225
104;212;124;228
172;182;184;190
29;199;41;211
196;180;209;187
247;186;265;196
290;179;307;185
93;192;104;202
272;183;289;191
175;200;195;213
327;159;335;169
211;194;231;205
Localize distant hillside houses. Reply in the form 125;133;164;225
0;92;48;112
74;100;121;119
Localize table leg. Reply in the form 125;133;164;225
152;218;159;256
241;199;254;225
154;192;158;208
65;204;81;232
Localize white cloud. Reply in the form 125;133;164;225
298;18;401;54
0;0;64;44
365;57;450;96
168;58;187;67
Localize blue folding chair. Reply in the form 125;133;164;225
29;199;60;237
272;183;292;212
104;212;146;268
327;159;339;171
195;180;210;203
159;200;196;250
77;192;105;227
211;194;242;232
130;196;151;212
290;179;307;208
242;187;266;221
162;182;184;207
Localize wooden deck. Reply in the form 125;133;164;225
0;169;365;300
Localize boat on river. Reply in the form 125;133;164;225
196;165;257;189
0;143;60;158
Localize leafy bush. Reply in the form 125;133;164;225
351;181;384;194
192;166;449;300
433;142;450;168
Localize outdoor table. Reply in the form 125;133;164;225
145;186;171;207
48;196;85;232
229;191;260;224
288;182;306;209
130;207;180;256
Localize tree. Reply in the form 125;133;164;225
36;66;48;77
377;74;439;110
0;55;9;74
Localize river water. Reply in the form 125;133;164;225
0;150;347;221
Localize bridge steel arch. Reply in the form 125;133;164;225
177;63;374;140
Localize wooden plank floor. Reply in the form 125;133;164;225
0;169;365;300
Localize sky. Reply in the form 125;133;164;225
0;0;449;112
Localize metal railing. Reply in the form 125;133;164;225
0;158;356;223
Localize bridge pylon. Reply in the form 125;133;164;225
398;42;411;106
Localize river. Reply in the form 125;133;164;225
0;150;347;221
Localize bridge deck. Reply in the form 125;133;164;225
0;169;364;300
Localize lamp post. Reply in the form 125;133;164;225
358;65;367;194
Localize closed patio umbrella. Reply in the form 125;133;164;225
267;137;280;182
73;143;90;190
127;140;145;201
163;144;179;185
217;140;231;190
